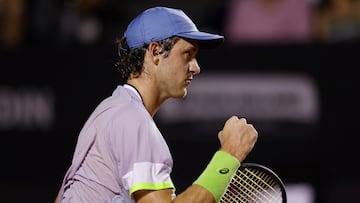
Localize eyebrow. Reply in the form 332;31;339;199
185;45;198;54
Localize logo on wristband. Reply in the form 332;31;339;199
219;168;230;174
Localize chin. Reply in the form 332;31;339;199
182;89;188;98
173;89;187;99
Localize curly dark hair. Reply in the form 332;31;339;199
115;36;180;85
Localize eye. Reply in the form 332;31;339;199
185;51;193;60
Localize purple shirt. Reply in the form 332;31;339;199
59;85;174;203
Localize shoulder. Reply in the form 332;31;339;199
99;87;151;130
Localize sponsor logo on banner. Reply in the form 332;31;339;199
157;73;319;124
0;86;54;130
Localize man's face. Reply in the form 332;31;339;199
155;38;200;99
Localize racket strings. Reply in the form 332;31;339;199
219;168;283;203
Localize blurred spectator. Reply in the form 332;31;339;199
60;0;107;45
314;0;360;42
0;0;26;48
223;0;318;44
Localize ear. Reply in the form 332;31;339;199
148;42;162;65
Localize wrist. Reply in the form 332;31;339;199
193;151;240;202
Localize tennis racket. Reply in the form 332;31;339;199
219;163;287;203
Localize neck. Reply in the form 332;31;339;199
126;80;165;117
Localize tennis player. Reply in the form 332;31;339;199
55;6;258;203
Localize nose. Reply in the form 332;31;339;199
190;59;201;75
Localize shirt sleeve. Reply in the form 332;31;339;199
108;104;175;196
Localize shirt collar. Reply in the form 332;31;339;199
124;84;143;102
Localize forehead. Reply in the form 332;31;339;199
173;38;199;52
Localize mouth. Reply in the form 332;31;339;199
185;78;192;86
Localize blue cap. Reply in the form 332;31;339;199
124;7;224;50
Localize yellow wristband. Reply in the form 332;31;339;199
193;151;240;202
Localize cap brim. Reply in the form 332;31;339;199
177;31;224;49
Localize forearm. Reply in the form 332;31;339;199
175;151;239;203
173;184;215;203
54;190;60;203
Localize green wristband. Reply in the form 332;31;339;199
194;151;240;202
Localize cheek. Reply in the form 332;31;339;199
157;63;176;85
158;56;188;83
162;60;183;77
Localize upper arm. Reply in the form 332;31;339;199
133;189;174;203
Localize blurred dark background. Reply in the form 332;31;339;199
0;0;359;202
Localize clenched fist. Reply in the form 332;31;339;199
218;116;258;162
